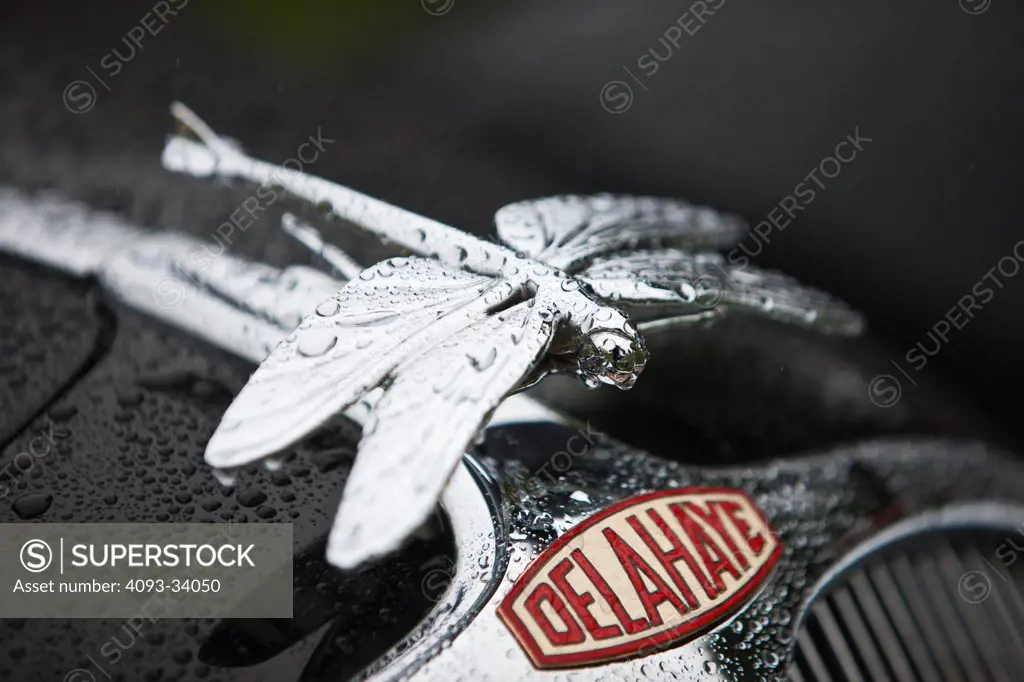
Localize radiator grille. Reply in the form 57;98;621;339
791;530;1024;682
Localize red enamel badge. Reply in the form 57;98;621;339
497;487;782;669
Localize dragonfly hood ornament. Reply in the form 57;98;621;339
162;103;863;569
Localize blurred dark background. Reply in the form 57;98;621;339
1;0;1023;445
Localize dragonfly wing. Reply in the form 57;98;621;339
494;195;746;271
327;298;560;568
205;256;512;469
580;249;863;335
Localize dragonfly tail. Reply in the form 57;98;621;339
162;102;246;178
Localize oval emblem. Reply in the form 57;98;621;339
497;487;781;669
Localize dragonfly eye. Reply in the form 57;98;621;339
577;330;648;390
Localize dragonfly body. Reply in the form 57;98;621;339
166;103;648;390
239;149;646;386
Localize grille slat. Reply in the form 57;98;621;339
939;540;1013;682
792;531;1024;681
797;630;836;682
812;601;867;681
991;556;1024;637
832;587;890;681
850;570;917;681
968;546;1024;656
890;554;966;681
866;562;944;680
918;554;985;678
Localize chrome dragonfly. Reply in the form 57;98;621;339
162;103;862;568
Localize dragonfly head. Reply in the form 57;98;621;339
577;323;648;391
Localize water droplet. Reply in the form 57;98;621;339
316;300;340;317
467;347;497;372
237;490;267;507
297;329;338;357
12;493;52;519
